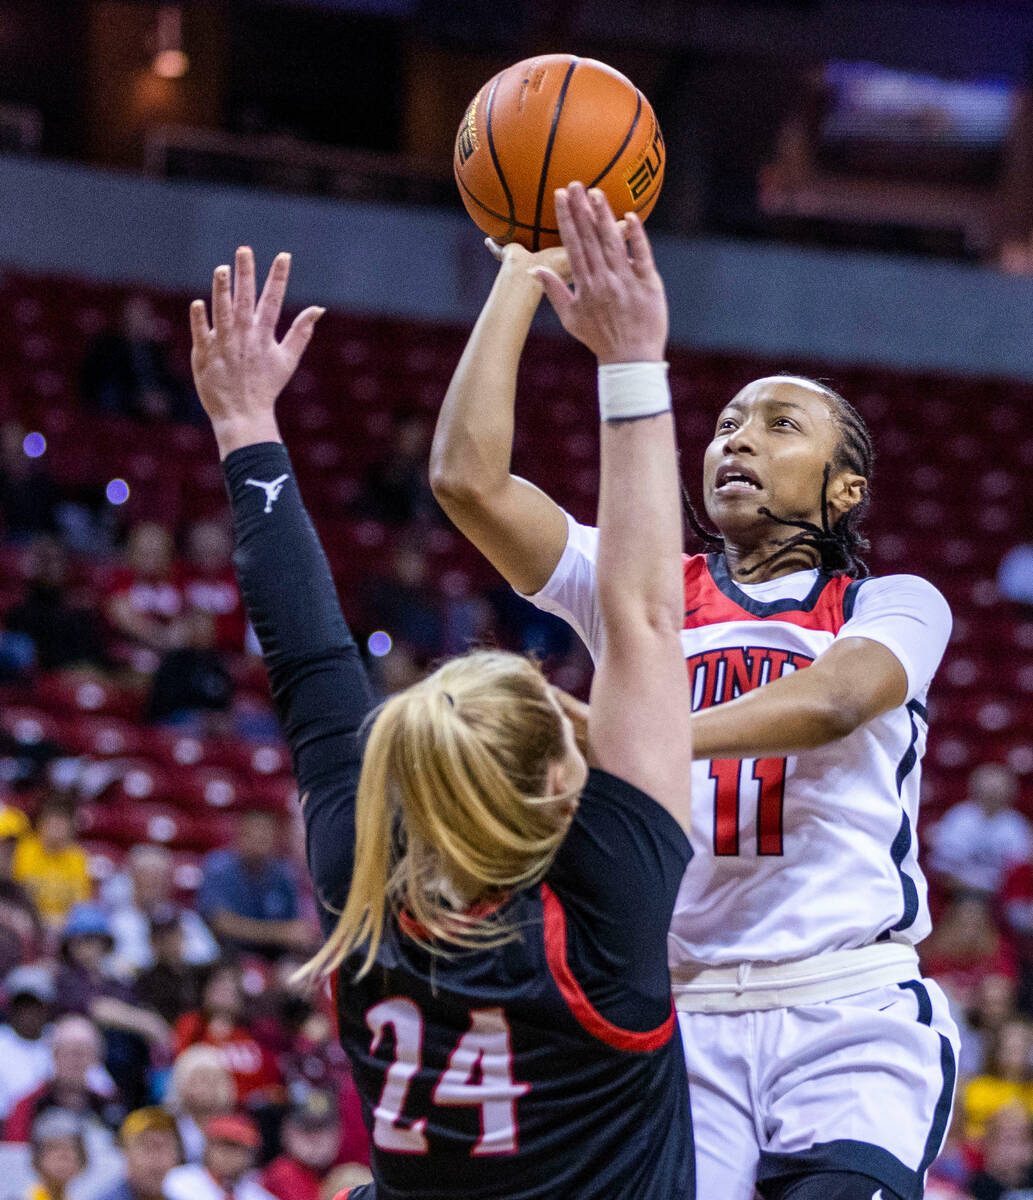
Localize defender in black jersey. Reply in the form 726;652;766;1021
190;193;695;1200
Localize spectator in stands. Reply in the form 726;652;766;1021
104;522;192;669
928;763;1033;896
5;1014;124;1143
80;294;193;424
965;1017;1033;1140
959;972;1021;1079
12;795;91;928
921;891;1018;1009
197;813;311;960
25;1108;88;1200
5;538;108;672
261;1092;341;1200
359;412;436;527
272;992;367;1165
0;421;58;541
104;845;218;974
172;963;283;1112
97;1107;183;1200
182;520;247;654
135;905;208;1026
0;805;44;966
55;902;171;1110
163;1113;275;1200
360;539;443;663
968;1102;1033;1200
0;967;56;1122
165;1045;235;1164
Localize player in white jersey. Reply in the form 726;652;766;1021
429;198;959;1200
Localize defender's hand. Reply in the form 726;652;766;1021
533;183;667;364
189;247;325;458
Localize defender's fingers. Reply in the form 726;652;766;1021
565;182;606;277
533;267;575;327
212;265;233;333
256;252;292;331
281;305;325;366
554;189;588;285
589;189;625;272
485;238;505;262
233;246;256;324
189;299;210;348
625;212;657;276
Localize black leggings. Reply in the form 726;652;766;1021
759;1171;905;1200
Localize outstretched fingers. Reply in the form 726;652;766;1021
554;188;588;285
256;252;292;332
565;183;606;279
280;305;325;366
189;299;210;351
233;246;256;326
589;189;625;273
532;267;575;326
624;212;657;277
212;264;233;335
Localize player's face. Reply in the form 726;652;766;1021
702;378;853;540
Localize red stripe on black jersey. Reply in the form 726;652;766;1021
682;553;856;634
541;883;676;1052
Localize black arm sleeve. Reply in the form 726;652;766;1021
546;768;692;1031
223;442;375;934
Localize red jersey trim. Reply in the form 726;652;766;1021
682;554;854;634
540;883;675;1053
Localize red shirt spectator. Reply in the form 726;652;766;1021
104;522;193;670
181;520;247;653
261;1092;340;1200
173;964;283;1106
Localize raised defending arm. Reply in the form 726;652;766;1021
536;185;692;834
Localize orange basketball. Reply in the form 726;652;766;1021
454;54;665;251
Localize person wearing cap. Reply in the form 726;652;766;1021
55;903;171;1110
96;1107;183;1200
260;1092;341;1200
0;965;56;1119
163;1113;275;1200
26;1107;88;1200
0;804;44;967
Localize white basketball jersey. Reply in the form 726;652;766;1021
527;513;953;967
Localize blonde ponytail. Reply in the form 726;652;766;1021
296;651;577;983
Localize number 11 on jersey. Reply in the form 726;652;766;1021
710;756;786;856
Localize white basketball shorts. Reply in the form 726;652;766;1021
678;976;959;1200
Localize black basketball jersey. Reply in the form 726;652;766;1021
224;443;694;1200
334;769;693;1200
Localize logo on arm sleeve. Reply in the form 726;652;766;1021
245;474;289;513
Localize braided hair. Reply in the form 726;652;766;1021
683;377;875;579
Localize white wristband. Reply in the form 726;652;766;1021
598;361;671;423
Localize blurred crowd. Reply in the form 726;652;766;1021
6;289;1033;1198
922;763;1033;1199
0;293;591;1199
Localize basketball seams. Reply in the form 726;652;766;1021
454;55;664;249
587;90;643;191
455;173;560;236
531;58;580;251
485;73;516;243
